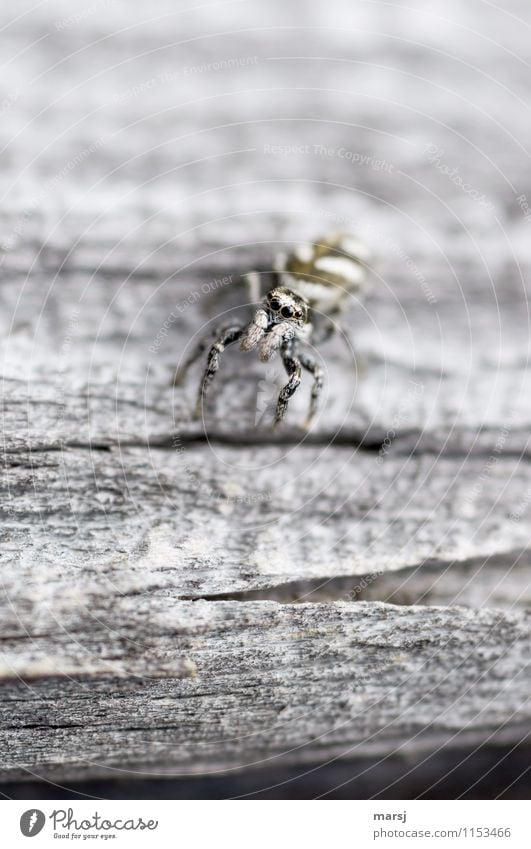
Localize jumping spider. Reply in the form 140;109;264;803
173;232;370;428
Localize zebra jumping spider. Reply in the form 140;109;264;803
174;232;370;428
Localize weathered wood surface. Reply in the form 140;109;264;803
0;602;529;782
2;447;531;600
0;0;530;784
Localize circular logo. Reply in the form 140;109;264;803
20;810;45;837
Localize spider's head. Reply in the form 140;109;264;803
265;287;309;328
240;286;309;358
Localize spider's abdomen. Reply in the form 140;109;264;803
277;232;371;312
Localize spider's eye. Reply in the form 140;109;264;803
269;298;281;311
281;305;294;319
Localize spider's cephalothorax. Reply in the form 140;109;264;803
173;233;370;428
240;286;310;361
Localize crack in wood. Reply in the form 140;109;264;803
180;550;531;608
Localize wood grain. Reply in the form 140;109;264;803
1;601;529;781
2;446;531;601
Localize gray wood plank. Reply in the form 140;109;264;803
2;446;530;600
0;600;529;781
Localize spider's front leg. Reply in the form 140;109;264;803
275;341;302;428
171;321;242;387
240;306;269;352
299;351;324;429
195;324;244;417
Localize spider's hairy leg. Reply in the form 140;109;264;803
274;345;302;428
171;334;211;386
195;325;244;417
171;320;243;386
240;307;268;352
259;321;294;362
299;351;324;429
